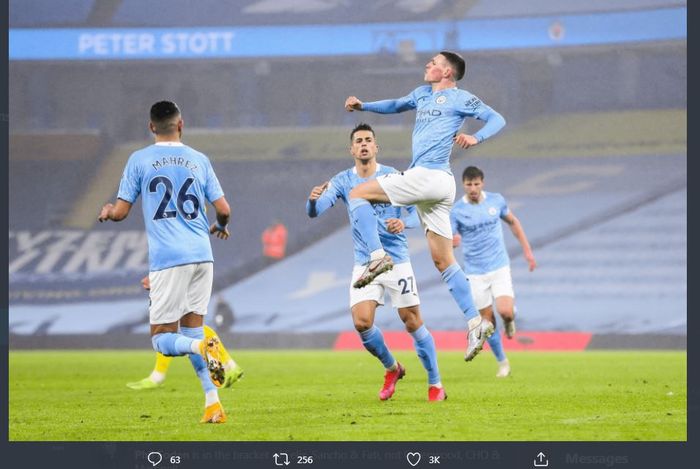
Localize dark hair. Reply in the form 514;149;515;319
462;166;484;181
150;101;181;134
439;50;466;81
350;122;375;141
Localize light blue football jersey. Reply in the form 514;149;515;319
450;191;510;275
362;85;504;172
306;164;418;266
117;142;224;271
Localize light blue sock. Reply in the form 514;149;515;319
349;199;383;254
440;263;478;320
359;325;396;369
181;326;216;393
411;325;441;385
151;332;195;356
487;326;507;362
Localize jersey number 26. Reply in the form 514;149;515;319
149;176;200;221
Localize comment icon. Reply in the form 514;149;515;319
147;451;163;467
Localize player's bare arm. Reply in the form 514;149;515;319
209;196;231;240
345;96;363;112
309;181;329;200
503;212;536;272
385;218;405;234
141;275;150;291
98;198;132;222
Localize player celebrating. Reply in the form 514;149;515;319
126;276;244;390
451;166;537;377
344;51;506;361
98;101;231;423
306;123;446;401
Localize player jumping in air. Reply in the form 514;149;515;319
344;51;506;361
451;166;537;377
306;123;446;401
98;101;231;423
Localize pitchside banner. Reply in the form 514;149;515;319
9;230;149;304
9;8;686;60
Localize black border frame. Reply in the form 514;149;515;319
2;3;692;468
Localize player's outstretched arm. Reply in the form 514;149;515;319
345;94;414;114
503;212;536;271
344;96;363;112
209;196;231;240
98;199;132;222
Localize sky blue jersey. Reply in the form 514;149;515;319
306;164;419;266
362;85;505;172
117;142;224;272
450;191;510;275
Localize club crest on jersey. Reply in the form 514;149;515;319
488;207;498;216
436;96;447;105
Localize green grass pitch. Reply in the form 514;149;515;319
9;350;686;441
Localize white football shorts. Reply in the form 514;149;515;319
467;265;515;311
377;166;456;239
350;261;420;309
149;262;213;325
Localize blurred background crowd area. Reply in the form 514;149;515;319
8;0;686;337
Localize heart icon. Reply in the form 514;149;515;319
406;452;421;467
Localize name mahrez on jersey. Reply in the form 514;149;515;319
151;155;199;172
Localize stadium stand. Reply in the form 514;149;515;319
113;0;452;27
9;106;684;305
9;0;95;27
10;0;685;28
466;0;685;17
8;0;686;342
8;150;686;335
513;188;686;335
8;45;686;141
218;153;686;335
9;131;109;229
